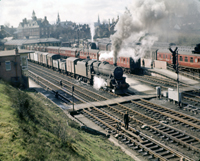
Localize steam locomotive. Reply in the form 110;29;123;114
29;51;129;95
26;45;141;74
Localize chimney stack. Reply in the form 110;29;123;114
15;48;19;55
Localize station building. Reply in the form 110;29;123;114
0;48;33;88
4;38;61;50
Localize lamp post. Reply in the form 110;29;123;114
72;86;74;111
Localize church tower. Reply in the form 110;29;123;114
32;10;37;20
56;13;61;25
98;15;100;25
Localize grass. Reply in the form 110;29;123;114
0;80;134;161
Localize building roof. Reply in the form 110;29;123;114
0;49;34;57
4;38;60;46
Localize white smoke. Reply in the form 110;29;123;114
119;34;158;62
93;76;107;90
111;0;168;63
111;0;200;63
89;22;95;42
99;51;114;61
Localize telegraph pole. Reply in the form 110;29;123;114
72;86;74;112
176;50;180;107
169;47;180;107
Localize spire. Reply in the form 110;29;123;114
57;13;61;25
98;15;100;25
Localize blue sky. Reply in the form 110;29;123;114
0;0;132;27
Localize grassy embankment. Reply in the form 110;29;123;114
0;81;134;161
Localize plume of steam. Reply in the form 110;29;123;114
111;0;167;63
89;22;95;42
111;0;200;63
93;76;107;90
99;51;114;61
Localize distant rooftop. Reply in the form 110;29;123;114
0;49;34;57
4;38;60;46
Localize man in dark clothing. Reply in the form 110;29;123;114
55;91;58;98
124;111;129;130
60;80;62;87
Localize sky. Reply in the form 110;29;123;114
0;0;132;27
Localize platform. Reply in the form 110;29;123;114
148;68;200;85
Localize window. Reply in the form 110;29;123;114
198;58;200;62
195;58;197;63
185;57;188;62
5;61;11;71
180;56;183;61
163;55;165;59
190;57;193;63
166;55;167;59
170;55;171;59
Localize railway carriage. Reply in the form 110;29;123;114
75;59;91;83
33;52;39;63
47;46;60;55
53;59;59;71
46;53;60;68
27;45;142;74
41;52;49;66
99;51;141;74
29;52;34;62
156;49;200;69
59;59;67;73
37;52;44;65
66;57;81;77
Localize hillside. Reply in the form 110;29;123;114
0;80;134;161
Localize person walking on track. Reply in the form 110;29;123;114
124;111;129;130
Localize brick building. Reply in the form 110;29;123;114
0;49;33;88
16;11;53;39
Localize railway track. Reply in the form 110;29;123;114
132;99;200;131
28;62;200;160
129;73;188;90
81;106;194;161
28;70;84;104
167;64;200;81
28;62;118;102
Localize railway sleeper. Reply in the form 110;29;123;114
138;148;145;153
176;134;185;139
148;154;155;159
164;154;176;160
132;145;140;150
171;132;180;136
159;151;171;157
150;145;159;150
142;151;150;156
141;140;151;145
167;130;176;134
128;142;136;147
180;136;190;141
187;139;198;144
125;140;132;145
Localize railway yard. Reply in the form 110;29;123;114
28;61;200;161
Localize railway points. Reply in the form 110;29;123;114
28;59;200;161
